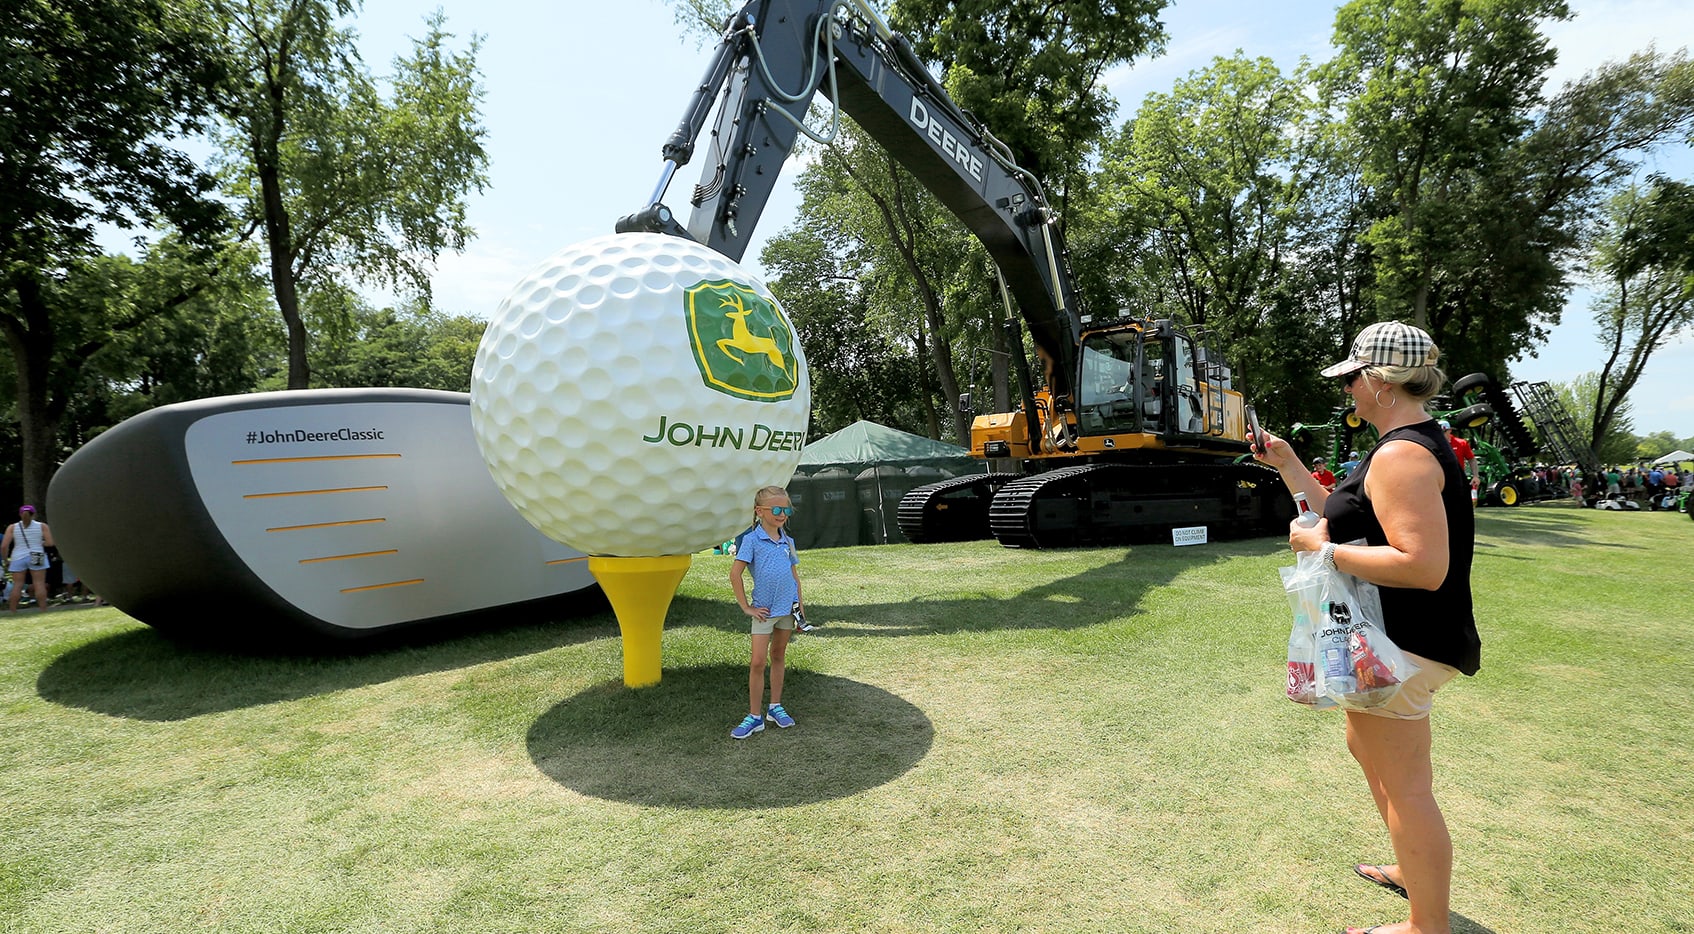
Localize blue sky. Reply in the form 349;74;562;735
336;0;1694;435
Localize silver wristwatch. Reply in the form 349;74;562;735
1320;541;1338;571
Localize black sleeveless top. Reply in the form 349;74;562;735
1325;419;1480;675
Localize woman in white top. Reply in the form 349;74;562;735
3;505;55;612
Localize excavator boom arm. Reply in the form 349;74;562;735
618;0;1082;398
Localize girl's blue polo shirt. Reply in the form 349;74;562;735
738;524;799;613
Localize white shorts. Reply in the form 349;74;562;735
751;614;795;636
8;554;47;574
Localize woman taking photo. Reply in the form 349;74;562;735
1253;321;1481;934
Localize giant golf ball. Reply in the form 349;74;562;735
470;232;810;557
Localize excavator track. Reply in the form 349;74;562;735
897;472;1023;543
988;462;1291;548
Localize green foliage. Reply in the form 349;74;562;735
1614;175;1694;286
209;0;489;388
666;0;739;45
0;238;275;503
1634;430;1684;460
1319;0;1572;369
1584;181;1694;448
760;133;942;439
0;0;227;270
1553;372;1636;463
0;0;231;503
81;237;279;419
1096;54;1340;429
311;300;487;392
890;0;1168;198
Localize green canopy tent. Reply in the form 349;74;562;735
789;420;986;547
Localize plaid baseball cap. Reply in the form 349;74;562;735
1320;321;1440;378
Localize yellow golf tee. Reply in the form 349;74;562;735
588;554;692;688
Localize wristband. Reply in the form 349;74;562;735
1319;541;1338;572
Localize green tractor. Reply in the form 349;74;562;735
1438;373;1550;507
1288;405;1373;482
1288;372;1554;507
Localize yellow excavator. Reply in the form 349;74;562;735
617;0;1290;546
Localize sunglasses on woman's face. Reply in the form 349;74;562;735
1343;370;1362;388
766;505;794;516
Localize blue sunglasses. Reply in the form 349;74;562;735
766;505;794;516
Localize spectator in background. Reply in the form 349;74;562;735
3;506;54;613
1339;450;1362;478
1441;420;1480;501
1312;457;1337;492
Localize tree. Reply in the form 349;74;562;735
209;0;489;389
89;237;278;412
890;0;1168;214
1585;181;1694;452
1635;430;1681;461
0;0;228;505
1320;0;1569;330
1554;372;1635;464
1097;54;1343;429
0;236;275;513
54;238;279;447
761;228;929;436
758;129;948;439
1318;1;1694;380
666;0;736;42
313;300;487;392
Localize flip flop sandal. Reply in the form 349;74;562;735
1353;864;1408;899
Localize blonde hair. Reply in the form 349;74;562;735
1361;364;1446;406
753;485;789;506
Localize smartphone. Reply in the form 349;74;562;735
1245;404;1264;455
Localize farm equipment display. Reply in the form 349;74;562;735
618;0;1291;547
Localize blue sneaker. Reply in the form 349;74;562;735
730;714;764;739
765;703;795;729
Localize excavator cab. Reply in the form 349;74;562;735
1076;326;1148;436
1073;319;1231;447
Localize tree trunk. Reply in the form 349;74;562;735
913;327;941;440
2;273;63;507
257;155;309;389
989;282;1011;414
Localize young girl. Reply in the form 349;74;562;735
728;486;804;739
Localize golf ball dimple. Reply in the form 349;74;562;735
470;233;810;557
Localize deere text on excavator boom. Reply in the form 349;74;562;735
618;0;1292;546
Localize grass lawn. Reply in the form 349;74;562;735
3;503;1691;933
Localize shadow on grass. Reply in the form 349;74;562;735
36;607;615;722
1451;913;1498;934
36;535;1282;721
1475;508;1647;549
526;663;931;808
676;536;1290;640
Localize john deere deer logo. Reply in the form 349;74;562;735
684;280;800;402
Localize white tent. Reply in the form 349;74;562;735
1652;449;1694;465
